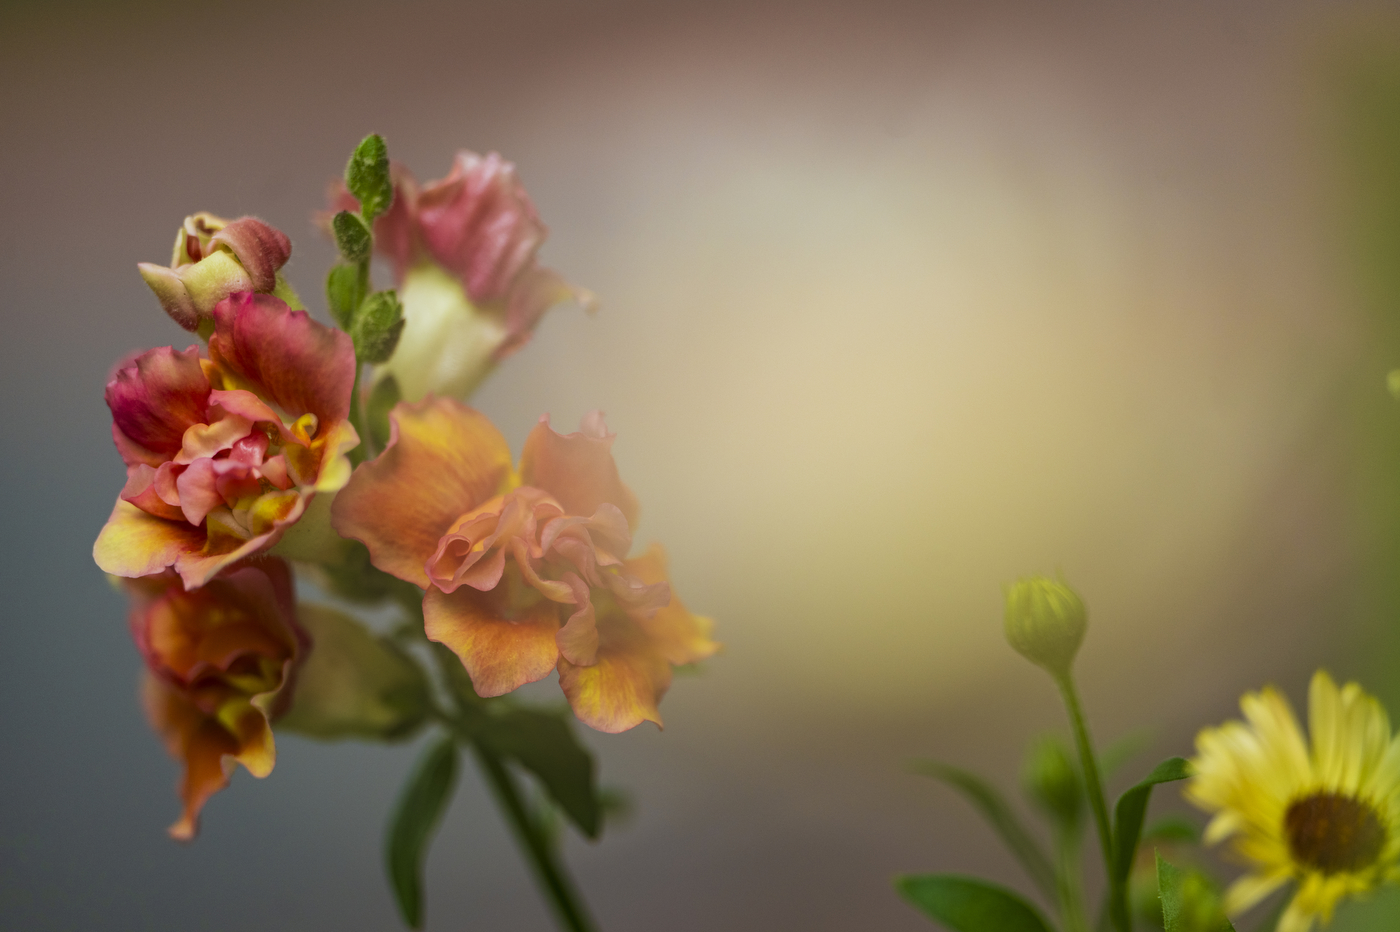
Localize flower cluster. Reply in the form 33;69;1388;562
93;138;715;852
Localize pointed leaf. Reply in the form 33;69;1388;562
386;737;458;929
910;761;1057;902
480;707;601;839
1156;853;1235;932
367;374;402;452
279;604;431;741
895;874;1055;932
1110;757;1193;932
333;210;372;263
346;133;393;223
327;262;365;330
1142;814;1200;846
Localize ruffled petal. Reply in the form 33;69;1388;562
519;413;640;530
93;498;206;579
557;613;670;733
423;579;560;697
208;292;356;427
141;672;241;841
106;345;211;464
332;397;514;587
624;544;720;666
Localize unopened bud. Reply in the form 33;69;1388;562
139;212;291;333
1021;735;1082;827
1004;576;1087;678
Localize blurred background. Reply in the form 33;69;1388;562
7;0;1400;928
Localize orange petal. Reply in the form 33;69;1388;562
423;578;559;697
519;413;640;531
332;397;514;587
557;613;670;733
93;498;206;579
624;544;720;666
141;672;240;841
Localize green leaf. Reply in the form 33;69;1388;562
1156;853;1235;932
895;875;1056;932
314;540;422;608
367;374;401;451
1111;757;1194;930
332;209;372;263
909;761;1057;902
479;707;601;839
326;262;366;330
278;604;431;741
1141;814;1200;846
346;133;393;223
386;737;459;929
352;290;405;364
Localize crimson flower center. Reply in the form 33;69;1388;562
1284;792;1387;875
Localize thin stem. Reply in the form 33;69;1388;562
1053;826;1088;932
1055;672;1122;932
471;742;598;932
347;363;370;465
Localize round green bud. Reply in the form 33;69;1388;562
1004;576;1087;678
1021;735;1083;826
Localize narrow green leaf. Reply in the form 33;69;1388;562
333;210;372;263
326;262;365;330
1156;853;1235;932
278;604;431;741
1113;758;1193;885
480;707;601;839
1110;757;1193;932
909;761;1057;902
346;133;393;222
352;290;405;364
386;737;459;929
367;374;402;452
895;874;1055;932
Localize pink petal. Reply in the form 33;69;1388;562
106;345;212;464
519;413;640;531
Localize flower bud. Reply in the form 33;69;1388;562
138;213;293;333
1004;576;1087;678
1021;734;1083;827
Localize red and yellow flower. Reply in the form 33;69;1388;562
126;558;306;839
330;151;594;401
330;397;716;732
93;292;359;588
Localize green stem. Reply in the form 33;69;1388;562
471;742;598;932
1055;672;1122;932
1053;826;1088;932
347;363;371;465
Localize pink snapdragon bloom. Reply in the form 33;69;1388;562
331;398;716;732
138;213;297;334
127;559;306;839
330;151;594;401
93;293;359;588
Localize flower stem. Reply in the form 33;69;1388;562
1055;672;1122;932
1052;827;1088;932
471;740;599;932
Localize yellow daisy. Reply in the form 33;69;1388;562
1186;670;1400;932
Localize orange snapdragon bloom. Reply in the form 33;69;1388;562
93;293;359;588
330;398;716;732
126;559;306;839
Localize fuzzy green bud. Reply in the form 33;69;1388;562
1004;576;1087;678
1021;735;1083;827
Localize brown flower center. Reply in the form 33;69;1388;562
1284;792;1387;874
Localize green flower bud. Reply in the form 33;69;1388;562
1004;576;1087;678
1021;734;1083;827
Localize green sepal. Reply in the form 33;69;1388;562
909;760;1057;902
333;210;373;263
277;604;431;741
1111;757;1194;930
352;290;405;364
346;133;393;223
478;707;601;840
367;374;402;452
1156;853;1235;932
895;874;1056;932
327;262;366;330
385;736;459;929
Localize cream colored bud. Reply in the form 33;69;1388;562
1004;576;1087;678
